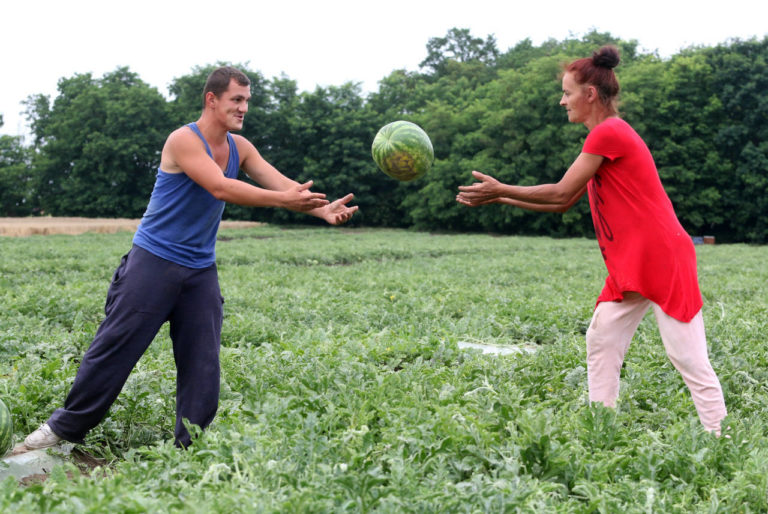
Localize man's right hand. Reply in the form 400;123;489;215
281;181;330;212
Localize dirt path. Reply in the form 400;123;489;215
0;217;262;237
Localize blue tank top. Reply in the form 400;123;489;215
133;123;240;268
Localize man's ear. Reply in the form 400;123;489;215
205;91;217;108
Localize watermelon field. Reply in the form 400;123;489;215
1;225;768;512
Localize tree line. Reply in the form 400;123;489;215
1;30;766;243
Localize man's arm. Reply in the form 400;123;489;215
165;129;328;212
237;134;358;225
236;134;300;191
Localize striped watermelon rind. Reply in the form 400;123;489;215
0;398;12;455
371;121;434;181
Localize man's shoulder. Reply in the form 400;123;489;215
168;124;195;140
229;132;249;145
230;133;257;158
159;125;206;173
165;125;203;151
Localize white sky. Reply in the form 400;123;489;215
2;0;766;137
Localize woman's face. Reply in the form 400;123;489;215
560;72;592;124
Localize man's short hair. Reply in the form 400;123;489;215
202;66;250;106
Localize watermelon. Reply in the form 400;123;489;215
371;120;434;181
0;398;12;455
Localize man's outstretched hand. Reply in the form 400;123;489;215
320;193;358;225
283;181;330;212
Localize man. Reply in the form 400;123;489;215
24;66;358;449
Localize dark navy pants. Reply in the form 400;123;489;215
48;245;223;447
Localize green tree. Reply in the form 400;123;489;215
420;27;499;77
9;33;767;242
403;51;594;235
620;51;735;239
0;115;35;216
252;83;389;226
498;30;640;71
367;69;430;120
25;68;174;217
706;38;768;242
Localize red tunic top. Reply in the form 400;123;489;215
583;117;702;322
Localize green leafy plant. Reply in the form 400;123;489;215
1;227;766;511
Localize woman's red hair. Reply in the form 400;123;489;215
565;46;621;111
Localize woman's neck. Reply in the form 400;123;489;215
585;108;618;131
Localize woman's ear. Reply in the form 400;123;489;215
586;85;598;103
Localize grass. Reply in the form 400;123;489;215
1;226;767;512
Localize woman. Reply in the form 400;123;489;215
456;46;726;435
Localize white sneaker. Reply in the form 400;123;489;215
24;423;62;450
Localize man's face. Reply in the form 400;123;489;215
213;79;251;131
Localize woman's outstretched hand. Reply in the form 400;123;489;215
456;171;504;207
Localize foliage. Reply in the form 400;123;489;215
21;69;174;217
1;227;767;511
3;31;768;242
247;83;390;227
0;133;34;216
420;27;500;78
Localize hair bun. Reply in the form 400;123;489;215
592;46;620;69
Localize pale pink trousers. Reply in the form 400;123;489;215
586;292;727;434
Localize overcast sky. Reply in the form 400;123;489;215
2;0;766;137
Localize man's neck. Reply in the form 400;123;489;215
195;114;229;145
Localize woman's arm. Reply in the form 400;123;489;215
489;184;589;212
456;152;603;211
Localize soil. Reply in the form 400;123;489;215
18;448;108;486
0;217;262;237
8;444;109;486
